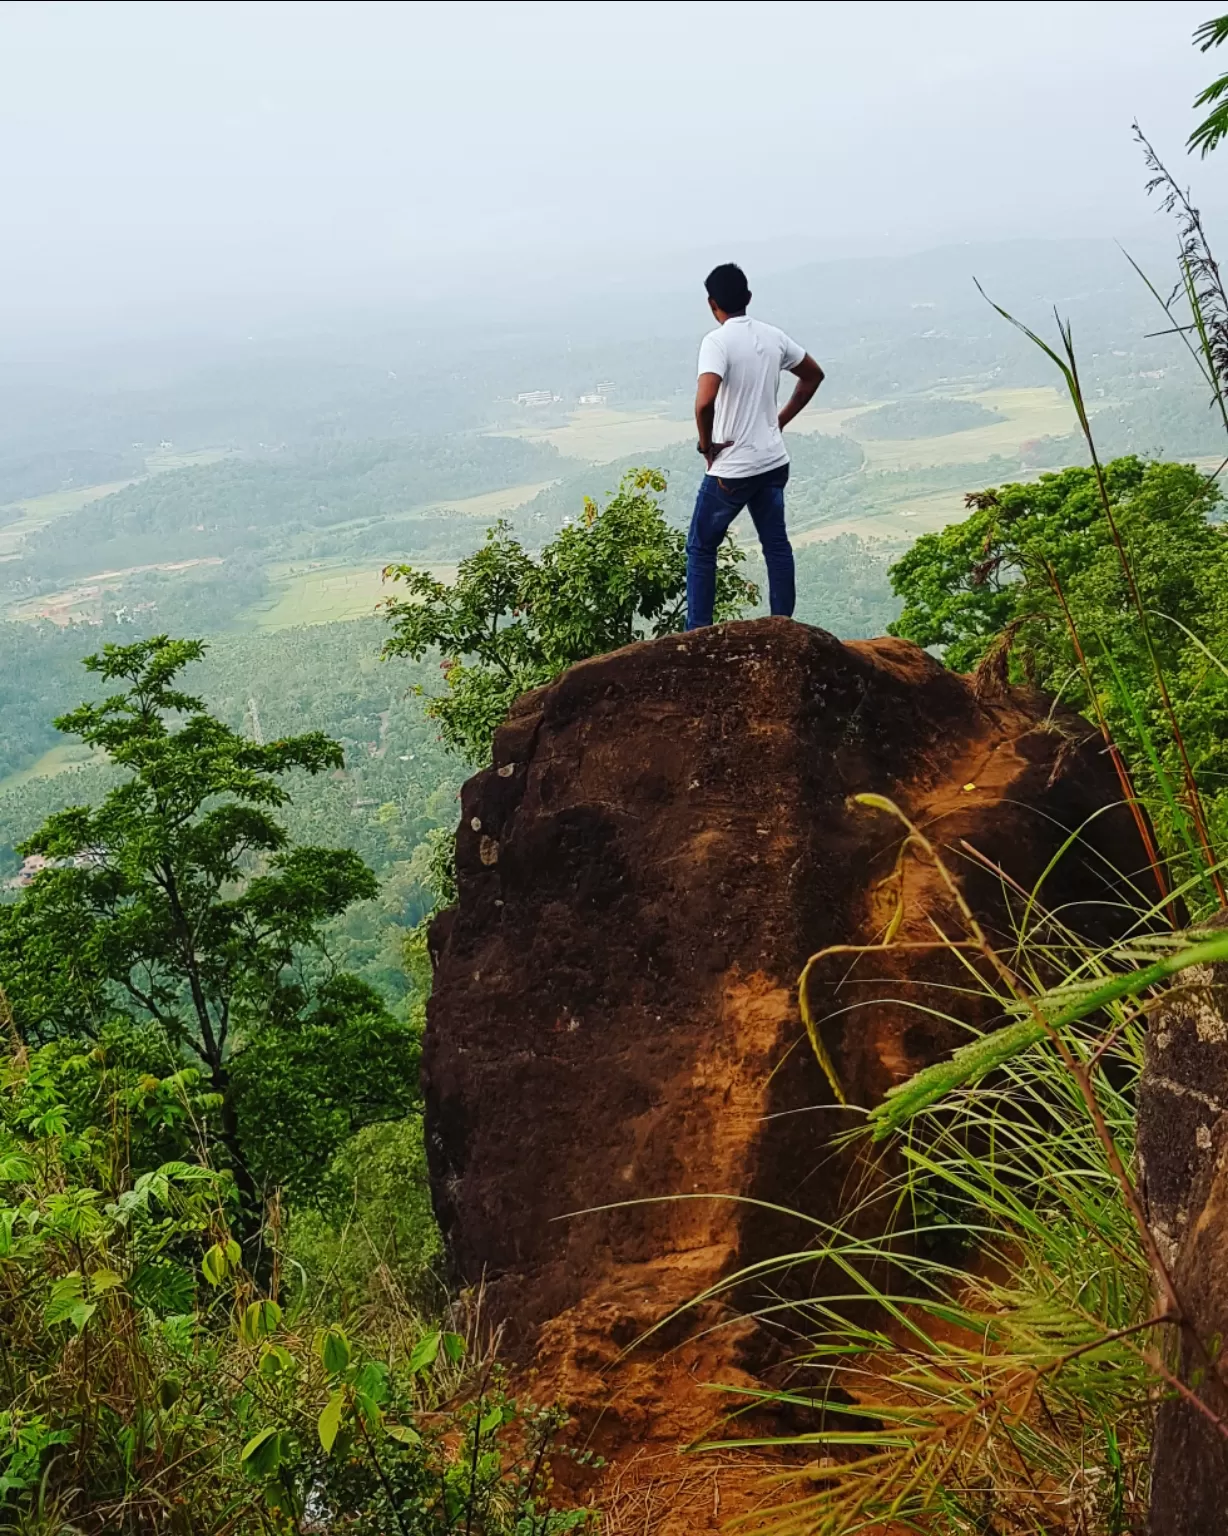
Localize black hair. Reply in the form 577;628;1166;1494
705;262;751;313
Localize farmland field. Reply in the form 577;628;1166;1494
0;480;141;558
0;742;100;793
244;559;460;631
243;481;551;628
793;492;959;545
0;388;1085;637
5;557;225;624
498;407;694;463
794;385;1074;468
419;479;558;518
497;387;1074;474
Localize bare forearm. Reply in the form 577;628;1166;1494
778;365;824;431
695;397;716;452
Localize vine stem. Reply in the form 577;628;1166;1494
356;1410;411;1536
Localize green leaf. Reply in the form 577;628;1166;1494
258;1343;294;1379
386;1422;422;1447
353;1360;389;1403
239;1298;283;1344
408;1330;440;1374
478;1405;503;1438
316;1325;351;1376
69;1301;97;1333
43;1271;85;1327
0;1153;35;1182
241;1427;283;1479
90;1267;123;1295
130;1259;194;1316
157;1375;182;1409
318;1390;346;1455
441;1331;466;1363
354;1392;383;1432
201;1242;228;1287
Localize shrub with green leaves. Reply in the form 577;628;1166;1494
382;467;759;764
286;1117;444;1312
888;455;1228;865
0;1036;595;1534
888;456;1225;678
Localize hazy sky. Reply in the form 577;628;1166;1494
0;0;1220;340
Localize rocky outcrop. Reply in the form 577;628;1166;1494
424;618;1150;1525
1139;922;1228;1535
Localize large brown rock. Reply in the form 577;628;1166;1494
1139;923;1228;1535
424;618;1149;1519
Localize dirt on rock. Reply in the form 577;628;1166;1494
424;617;1152;1530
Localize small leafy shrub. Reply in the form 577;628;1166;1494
241;1321;599;1535
382;467;759;763
286;1117;444;1314
0;1037;595;1534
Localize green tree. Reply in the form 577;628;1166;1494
381;468;759;763
1190;13;1228;157
888;457;1223;671
0;637;419;1227
888;456;1228;845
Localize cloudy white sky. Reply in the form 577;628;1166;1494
0;0;1219;339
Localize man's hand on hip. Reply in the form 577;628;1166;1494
699;440;732;470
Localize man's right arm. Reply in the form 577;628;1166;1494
695;371;727;468
695;333;731;469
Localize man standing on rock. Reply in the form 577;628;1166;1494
687;262;824;629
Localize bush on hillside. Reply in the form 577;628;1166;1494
0;1037;595;1533
382;467;759;764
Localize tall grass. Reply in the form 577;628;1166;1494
685;223;1228;1518
712;1043;1154;1533
972;284;1226;909
681;802;1228;1534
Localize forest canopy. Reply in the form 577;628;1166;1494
17;434;571;581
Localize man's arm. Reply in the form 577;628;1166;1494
778;354;824;431
695;372;731;469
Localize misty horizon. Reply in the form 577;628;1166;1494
2;0;1224;352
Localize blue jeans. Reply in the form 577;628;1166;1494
685;462;793;630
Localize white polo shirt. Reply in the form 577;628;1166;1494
697;315;806;479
